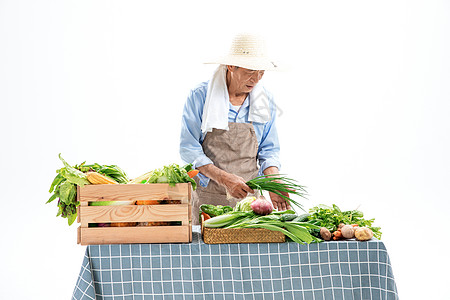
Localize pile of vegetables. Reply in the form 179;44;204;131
201;200;381;243
47;154;198;226
129;163;197;190
47;154;128;225
201;196;322;245
307;204;381;241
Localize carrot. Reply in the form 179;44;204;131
187;170;199;178
136;200;160;205
201;212;211;221
111;222;137;227
332;229;343;240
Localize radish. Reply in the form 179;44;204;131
250;195;273;215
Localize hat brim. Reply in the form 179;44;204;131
204;55;279;71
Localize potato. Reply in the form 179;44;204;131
341;225;355;239
320;227;332;241
355;227;374;241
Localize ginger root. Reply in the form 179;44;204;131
355;227;374;241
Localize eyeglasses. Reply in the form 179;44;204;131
242;69;265;77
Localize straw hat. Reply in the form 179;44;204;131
204;33;278;71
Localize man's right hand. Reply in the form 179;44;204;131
197;164;254;199
219;173;254;199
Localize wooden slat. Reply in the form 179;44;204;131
77;226;81;244
78;183;191;203
79;204;189;225
186;203;192;226
79;226;190;245
77;186;88;206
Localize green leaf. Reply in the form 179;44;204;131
49;173;65;193
58;154;90;186
271;209;296;215
283;223;314;243
67;183;77;204
243;223;305;244
67;213;77;226
182;163;193;172
289;222;321;230
46;192;58;204
59;181;75;204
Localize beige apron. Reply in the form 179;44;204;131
192;122;259;225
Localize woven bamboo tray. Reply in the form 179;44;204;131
201;215;285;244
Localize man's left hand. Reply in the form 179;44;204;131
268;190;291;211
263;166;292;211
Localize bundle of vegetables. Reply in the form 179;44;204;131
47;154;130;225
47;154;90;225
76;162;129;184
245;174;308;210
201;198;322;244
307;204;382;240
129;163;197;190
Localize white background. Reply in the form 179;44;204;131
1;0;449;299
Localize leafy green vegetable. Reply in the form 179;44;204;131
308;204;382;239
58;154;90;186
58;181;76;205
200;204;233;217
74;161;129;184
203;212;251;228
182;163;193;173
48;154;129;226
233;196;257;212
140;164;197;190
46;154;84;225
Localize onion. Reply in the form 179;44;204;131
341;225;355;239
250;195;273;215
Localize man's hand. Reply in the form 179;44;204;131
268;190;291;211
220;173;254;199
197;164;254;199
263;166;291;211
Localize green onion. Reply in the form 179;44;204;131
246;174;308;210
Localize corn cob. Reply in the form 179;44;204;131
86;172;118;184
128;171;153;184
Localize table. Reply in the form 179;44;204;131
72;226;398;299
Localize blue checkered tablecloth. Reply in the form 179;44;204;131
72;226;398;300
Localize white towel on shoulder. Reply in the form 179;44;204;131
201;65;272;134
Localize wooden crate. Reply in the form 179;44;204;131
77;183;192;245
201;215;285;244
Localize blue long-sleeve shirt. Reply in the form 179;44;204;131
180;81;281;187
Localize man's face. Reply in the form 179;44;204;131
228;66;265;93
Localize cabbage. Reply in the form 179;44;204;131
233;196;256;212
142;164;197;190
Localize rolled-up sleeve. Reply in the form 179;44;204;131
257;93;281;176
179;84;213;187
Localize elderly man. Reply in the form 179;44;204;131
180;34;289;224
